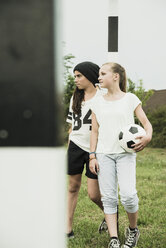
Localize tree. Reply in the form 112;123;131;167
127;78;154;126
147;106;166;148
63;54;76;141
63;54;76;118
127;78;154;107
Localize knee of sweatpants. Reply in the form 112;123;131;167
120;193;139;213
101;195;118;214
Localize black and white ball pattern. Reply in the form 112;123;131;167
118;124;146;153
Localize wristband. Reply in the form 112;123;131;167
89;152;96;156
89;157;96;161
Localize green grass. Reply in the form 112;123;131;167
67;148;166;248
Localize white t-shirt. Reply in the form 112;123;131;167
91;92;141;154
66;89;105;152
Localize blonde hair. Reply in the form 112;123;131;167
102;62;127;92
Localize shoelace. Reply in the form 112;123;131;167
125;230;136;246
110;239;120;248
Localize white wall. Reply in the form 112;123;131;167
63;0;108;66
108;0;166;90
0;148;66;248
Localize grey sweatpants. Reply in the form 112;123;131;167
96;153;139;214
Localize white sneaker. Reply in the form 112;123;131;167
108;238;121;248
121;227;140;248
98;218;108;233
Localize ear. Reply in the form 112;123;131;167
113;73;119;81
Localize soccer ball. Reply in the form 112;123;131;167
118;124;146;153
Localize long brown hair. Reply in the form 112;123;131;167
102;62;127;92
72;87;84;115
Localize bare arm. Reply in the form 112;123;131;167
89;112;99;175
68;125;72;135
133;104;153;152
90;112;99;153
67;124;72;147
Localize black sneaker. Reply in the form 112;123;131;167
122;227;140;248
98;218;108;233
67;230;74;239
108;238;120;248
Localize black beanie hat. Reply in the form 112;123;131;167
73;61;100;86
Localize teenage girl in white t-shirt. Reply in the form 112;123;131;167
66;62;107;238
89;62;152;248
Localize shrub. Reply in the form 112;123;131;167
63;54;76;141
147;106;166;148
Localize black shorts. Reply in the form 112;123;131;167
67;140;97;179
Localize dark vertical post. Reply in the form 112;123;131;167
0;0;63;146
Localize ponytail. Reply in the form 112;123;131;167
119;69;127;92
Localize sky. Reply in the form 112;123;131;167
63;0;166;90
